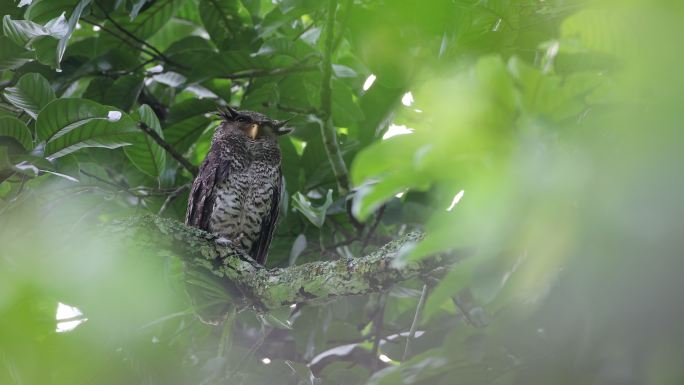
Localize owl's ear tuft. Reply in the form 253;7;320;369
217;106;240;121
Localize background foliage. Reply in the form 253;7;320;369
1;0;684;384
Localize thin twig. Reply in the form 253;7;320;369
81;18;159;59
370;293;387;371
158;184;190;216
94;1;187;69
292;21;315;41
403;284;428;361
219;64;318;80
361;205;386;254
137;122;199;176
226;326;274;381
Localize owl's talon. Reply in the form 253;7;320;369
215;237;232;247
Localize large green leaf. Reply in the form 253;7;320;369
3;73;55;119
198;0;241;50
36;98;138;158
44;115;138;159
116;0;186;39
0;117;33;151
36;98;115;141
2;14;67;47
0;36;33;70
124;105;166;177
25;0;77;23
104;74;144;112
164;115;211;154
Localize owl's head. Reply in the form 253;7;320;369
217;106;293;139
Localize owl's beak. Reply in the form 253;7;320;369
248;124;259;139
274;119;293;135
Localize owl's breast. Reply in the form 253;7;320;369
208;162;279;250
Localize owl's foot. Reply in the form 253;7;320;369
214;234;245;249
214;237;232;247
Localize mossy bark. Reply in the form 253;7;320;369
110;215;455;310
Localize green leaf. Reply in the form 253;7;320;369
292;189;333;228
331;79;364;127
3;73;55;119
56;0;92;66
2;14;67;47
129;0;148;20
124;105;166;177
103;74;144;112
115;0;186;40
36;98;116;142
35;98;138;158
44;115;138;159
198;0;241;50
164;115;211;154
0;36;33;70
422;257;477;321
25;0;76;23
0;117;33;151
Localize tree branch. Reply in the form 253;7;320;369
109;215;457;311
319;0;351;196
137;122;199;176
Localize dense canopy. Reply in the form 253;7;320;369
1;0;683;384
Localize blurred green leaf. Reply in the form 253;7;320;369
292;189;332;228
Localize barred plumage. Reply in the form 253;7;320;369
185;107;292;265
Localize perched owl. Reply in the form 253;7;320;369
186;106;292;265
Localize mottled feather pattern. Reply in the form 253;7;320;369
186;116;284;265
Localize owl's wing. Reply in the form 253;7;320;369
250;167;282;265
185;141;229;231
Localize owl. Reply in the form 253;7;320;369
186;106;292;265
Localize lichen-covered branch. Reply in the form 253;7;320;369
109;215;456;310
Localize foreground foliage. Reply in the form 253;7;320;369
1;0;684;384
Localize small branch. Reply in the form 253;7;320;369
110;215;459;310
319;0;351;196
371;293;387;371
219;65;318;80
81;18;159;59
137;122;199;176
158;184;190;215
403;283;428;361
